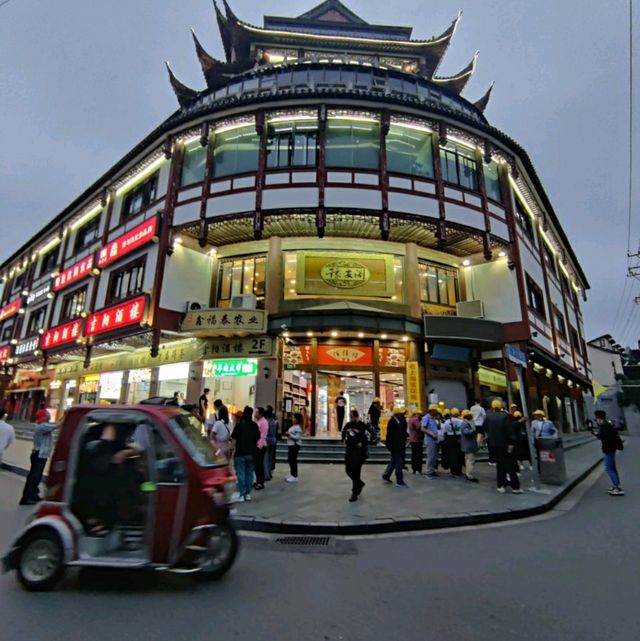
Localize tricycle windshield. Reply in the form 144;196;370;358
168;413;225;467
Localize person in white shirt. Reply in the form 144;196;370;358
0;408;15;467
470;400;486;447
285;413;304;482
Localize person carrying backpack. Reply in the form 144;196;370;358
592;410;625;496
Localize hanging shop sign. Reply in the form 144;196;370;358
379;347;406;368
0;344;11;364
209;359;258;377
478;365;508;390
296;252;396;297
0;298;22;322
201;336;274;359
284;344;313;368
505;344;528;368
15;337;40;360
181;308;267;334
26;282;51;305
53;256;94;292
98;217;158;268
405;360;422;410
42;319;83;350
85;295;147;337
318;345;373;366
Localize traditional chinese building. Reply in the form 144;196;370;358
0;1;591;433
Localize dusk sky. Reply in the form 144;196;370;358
0;0;637;344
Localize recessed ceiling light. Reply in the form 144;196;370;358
357;332;364;338
402;336;409;342
498;250;507;257
462;259;471;266
331;330;338;337
380;334;388;340
306;331;313;337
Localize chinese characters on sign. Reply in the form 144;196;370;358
181;308;267;334
53;256;94;292
15;337;39;359
0;344;11;364
318;345;373;366
0;298;22;322
85;295;147;337
201;337;274;359
98;217;158;268
405;360;422;410
208;359;258;377
320;261;371;289
42;319;83;350
26;282;51;305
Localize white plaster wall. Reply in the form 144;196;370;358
325;187;382;210
388;192;438;217
206;192;256;217
160;245;213;312
173;201;202;226
463;262;522;323
262;188;319;210
444;203;485;231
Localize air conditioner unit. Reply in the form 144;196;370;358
456;300;484;319
230;294;257;310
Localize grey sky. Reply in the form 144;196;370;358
0;0;636;344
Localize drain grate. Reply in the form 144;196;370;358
275;536;331;546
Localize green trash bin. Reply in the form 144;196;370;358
535;438;566;485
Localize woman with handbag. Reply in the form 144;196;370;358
592;410;625;496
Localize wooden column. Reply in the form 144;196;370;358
264;236;283;315
379;110;390;240
317;105;327;238
474;146;493;261
433;123;447;247
403;242;422;318
254;110;267;240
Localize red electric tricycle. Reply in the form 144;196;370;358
3;404;238;590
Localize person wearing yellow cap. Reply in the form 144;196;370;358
443;408;464;477
438;409;451;471
408;409;425;475
531;409;560;472
511;408;532;471
421;404;441;479
484;398;523;494
460;409;479;482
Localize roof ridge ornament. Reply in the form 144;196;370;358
430;11;462;78
473;81;495;114
213;0;233;62
165;62;199;108
432;50;478;95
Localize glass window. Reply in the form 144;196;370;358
419;262;459;307
107;257;145;304
61;286;87;322
11;272;25;293
514;198;535;243
543;242;557;277
326;118;380;169
526;274;546;319
212;125;260;178
217;255;266;308
266;120;318;169
27;306;47;335
74;216;101;252
555;307;567;338
386;124;434;178
168;414;224;467
40;248;59;277
152;426;187;483
122;173;158;220
483;161;502;202
440;144;478;191
181;144;207;186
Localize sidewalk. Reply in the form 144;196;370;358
1;431;606;535
233;440;605;534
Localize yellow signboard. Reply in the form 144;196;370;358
406;360;423;411
296;252;396;297
478;365;507;390
181;308;267;334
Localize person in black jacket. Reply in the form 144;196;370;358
342;409;369;502
382;407;409;488
484;400;522;494
593;410;624;496
367;398;382;443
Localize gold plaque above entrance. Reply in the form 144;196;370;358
296;252;396;298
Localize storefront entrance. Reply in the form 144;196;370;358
282;340;410;437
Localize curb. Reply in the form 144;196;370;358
0;463;30;478
231;456;604;535
3;451;604;536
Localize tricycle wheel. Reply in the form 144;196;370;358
17;530;65;591
196;522;238;581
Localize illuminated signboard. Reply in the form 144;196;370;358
15;337;40;360
0;298;22;322
209;359;258;377
85;295;147;337
42;319;83;350
0;344;12;364
53;256;94;292
26;282;51;306
97;217;158;268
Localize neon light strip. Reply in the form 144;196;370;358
508;177;536;221
71;204;102;231
116;156;165;196
390;121;433;133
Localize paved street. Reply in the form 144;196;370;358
0;437;637;641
